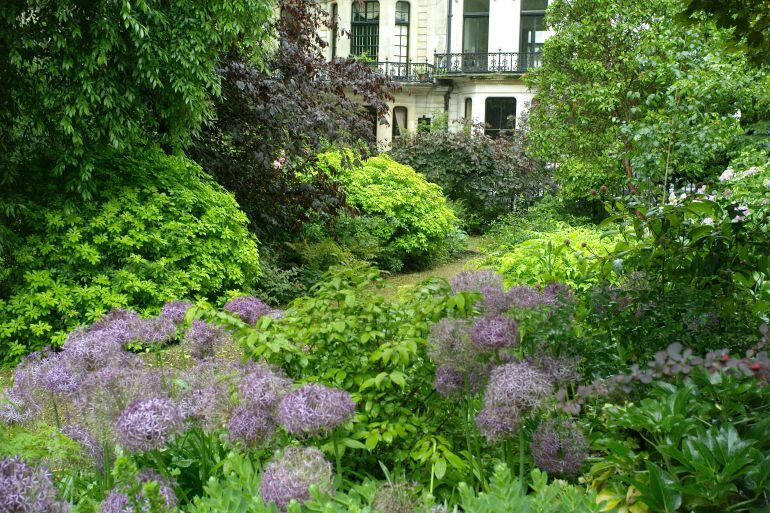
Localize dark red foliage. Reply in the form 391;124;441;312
190;0;396;239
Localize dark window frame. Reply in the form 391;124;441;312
392;106;407;139
484;97;516;138
352;1;380;61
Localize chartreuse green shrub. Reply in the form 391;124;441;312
476;200;618;290
318;152;465;271
0;152;260;364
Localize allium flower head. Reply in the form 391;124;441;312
528;354;581;386
228;406;274;447
469;316;518;350
482;361;552;416
475;406;520;442
450;270;510;315
237;365;293;410
61;329;126;372
259;447;333;511
224;296;274;324
160;301;193;325
433;365;489;398
433;366;465;397
178;359;241;429
184;320;230;360
0;456;68;513
530;418;588;476
115;397;183;452
277;383;355;435
128;317;178;346
100;491;131;513
371;483;418;513
427;318;475;370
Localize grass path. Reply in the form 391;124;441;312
379;236;485;298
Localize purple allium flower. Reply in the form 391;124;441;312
100;491;131;513
530;418;588;476
0;389;31;425
475;406;520;442
528;354;581;386
237;365;293;410
184;320;229;360
478;362;552;442
224;296;274;325
89;309;140;333
128;317;178;346
450;270;510;315
433;366;465;397
371;483;418;513
227;406;274;447
469;316;518;350
178;359;241;430
160;301;194;325
115;397;183;452
427;318;476;370
75;359;163;428
259;447;333;511
61;329;126;373
38;356;79;397
277;383;355;436
0;456;68;513
433;365;489;397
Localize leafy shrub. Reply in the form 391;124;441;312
0;152;260;364
217;266;479;483
587;370;770;512
586;161;770;359
390;127;550;233
457;465;601;513
477;218;617;291
318;152;465;270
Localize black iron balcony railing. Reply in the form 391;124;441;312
433;52;542;74
367;60;435;83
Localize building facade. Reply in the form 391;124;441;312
321;0;550;144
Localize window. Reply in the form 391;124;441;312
465;98;473;120
417;115;432;133
394;2;409;65
463;0;489;72
484;97;516;137
352;1;380;61
520;0;547;68
331;3;338;59
392;106;407;138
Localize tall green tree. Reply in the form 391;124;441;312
0;0;272;193
525;0;770;203
683;0;770;66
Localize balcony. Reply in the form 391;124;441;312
367;60;435;83
433;52;542;75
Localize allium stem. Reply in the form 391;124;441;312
332;437;343;479
519;430;526;493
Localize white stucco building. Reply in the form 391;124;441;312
321;0;550;144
